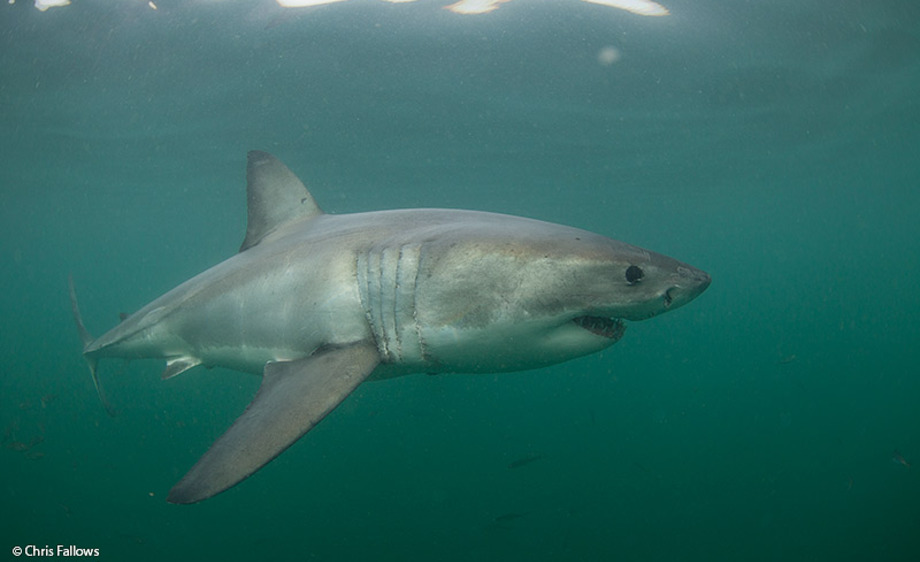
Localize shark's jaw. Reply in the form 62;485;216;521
572;315;626;342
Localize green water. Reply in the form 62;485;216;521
2;1;918;560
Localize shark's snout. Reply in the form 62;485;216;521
679;265;712;292
666;265;711;309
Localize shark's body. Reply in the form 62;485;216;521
70;151;710;504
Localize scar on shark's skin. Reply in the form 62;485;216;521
69;151;710;504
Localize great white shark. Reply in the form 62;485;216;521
69;151;710;504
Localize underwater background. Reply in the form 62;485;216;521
2;0;918;560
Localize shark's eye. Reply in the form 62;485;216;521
625;265;644;284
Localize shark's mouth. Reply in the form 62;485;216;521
573;316;626;342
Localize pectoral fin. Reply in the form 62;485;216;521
166;341;380;504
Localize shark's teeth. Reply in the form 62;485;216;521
572;316;626;341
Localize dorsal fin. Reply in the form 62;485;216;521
240;151;323;252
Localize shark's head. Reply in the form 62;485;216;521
566;235;712;323
409;216;711;374
557;237;711;356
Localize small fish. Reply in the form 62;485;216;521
4;434;42;453
508;454;544;469
494;512;528;522
632;461;652;474
6;441;29;452
892;450;911;469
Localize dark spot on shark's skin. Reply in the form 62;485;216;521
626;265;644;284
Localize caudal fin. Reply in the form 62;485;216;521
67;274;116;417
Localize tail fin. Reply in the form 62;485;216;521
68;274;116;417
